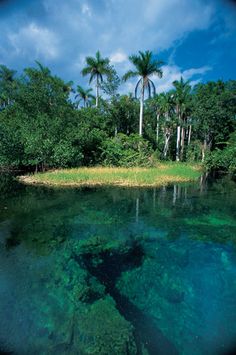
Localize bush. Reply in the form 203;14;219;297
205;132;236;175
186;140;202;162
101;133;154;167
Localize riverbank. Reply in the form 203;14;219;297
18;163;202;188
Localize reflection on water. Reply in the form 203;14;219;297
0;174;236;354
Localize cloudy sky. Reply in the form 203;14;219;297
0;0;235;94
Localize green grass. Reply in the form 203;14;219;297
19;163;202;188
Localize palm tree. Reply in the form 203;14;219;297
75;85;95;108
123;50;163;136
81;51;112;107
173;77;191;161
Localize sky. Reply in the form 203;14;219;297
0;0;236;94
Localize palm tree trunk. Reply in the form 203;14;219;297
188;124;192;145
163;129;170;159
176;124;181;161
96;75;99;108
156;112;160;143
201;137;207;162
180;123;185;160
176;108;181;161
139;80;144;136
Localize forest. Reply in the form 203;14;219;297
0;50;235;174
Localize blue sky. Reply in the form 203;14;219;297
0;0;235;94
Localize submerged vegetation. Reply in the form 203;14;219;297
19;163;202;187
0;51;235;176
0;175;236;354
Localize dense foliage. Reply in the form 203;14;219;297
101;134;154;167
0;55;235;173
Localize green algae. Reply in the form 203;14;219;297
76;296;137;355
184;215;236;227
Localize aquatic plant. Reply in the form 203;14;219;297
76;296;137;355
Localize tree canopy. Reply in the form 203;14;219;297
0;57;235;175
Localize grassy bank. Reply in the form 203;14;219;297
19;163;202;188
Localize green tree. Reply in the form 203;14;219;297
0;65;17;109
192;81;236;162
100;66;121;99
123;50;163;136
75;85;95;108
0;63;81;171
172;77;191;161
81;51;112;107
103;94;139;136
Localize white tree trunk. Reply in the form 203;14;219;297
139;80;144;136
201;138;207;162
163;130;170;158
180;125;185;160
176;125;181;161
156;112;160;143
188;124;192;145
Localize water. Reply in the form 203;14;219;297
0;174;236;355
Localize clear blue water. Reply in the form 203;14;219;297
0;174;236;354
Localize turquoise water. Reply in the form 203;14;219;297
0;174;236;355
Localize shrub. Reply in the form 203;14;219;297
101;133;154;167
186;140;202;162
205;132;236;175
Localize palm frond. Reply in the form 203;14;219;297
147;81;151;98
81;66;92;76
135;78;142;98
89;72;96;84
122;70;139;82
149;79;156;96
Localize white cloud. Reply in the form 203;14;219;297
110;51;127;64
119;64;212;96
151;64;211;93
0;0;220;85
8;23;59;60
81;3;92;16
183;66;212;79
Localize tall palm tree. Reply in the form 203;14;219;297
81;51;111;107
75;85;95;108
173;77;191;161
123;50;163;136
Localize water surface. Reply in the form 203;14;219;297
0;174;236;354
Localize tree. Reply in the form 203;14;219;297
192;81;236;162
75;85;95;108
103;94;139;136
100;66;121;99
0;63;81;171
0;65;17;109
81;51;112;107
123;50;163;136
172;77;191;161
